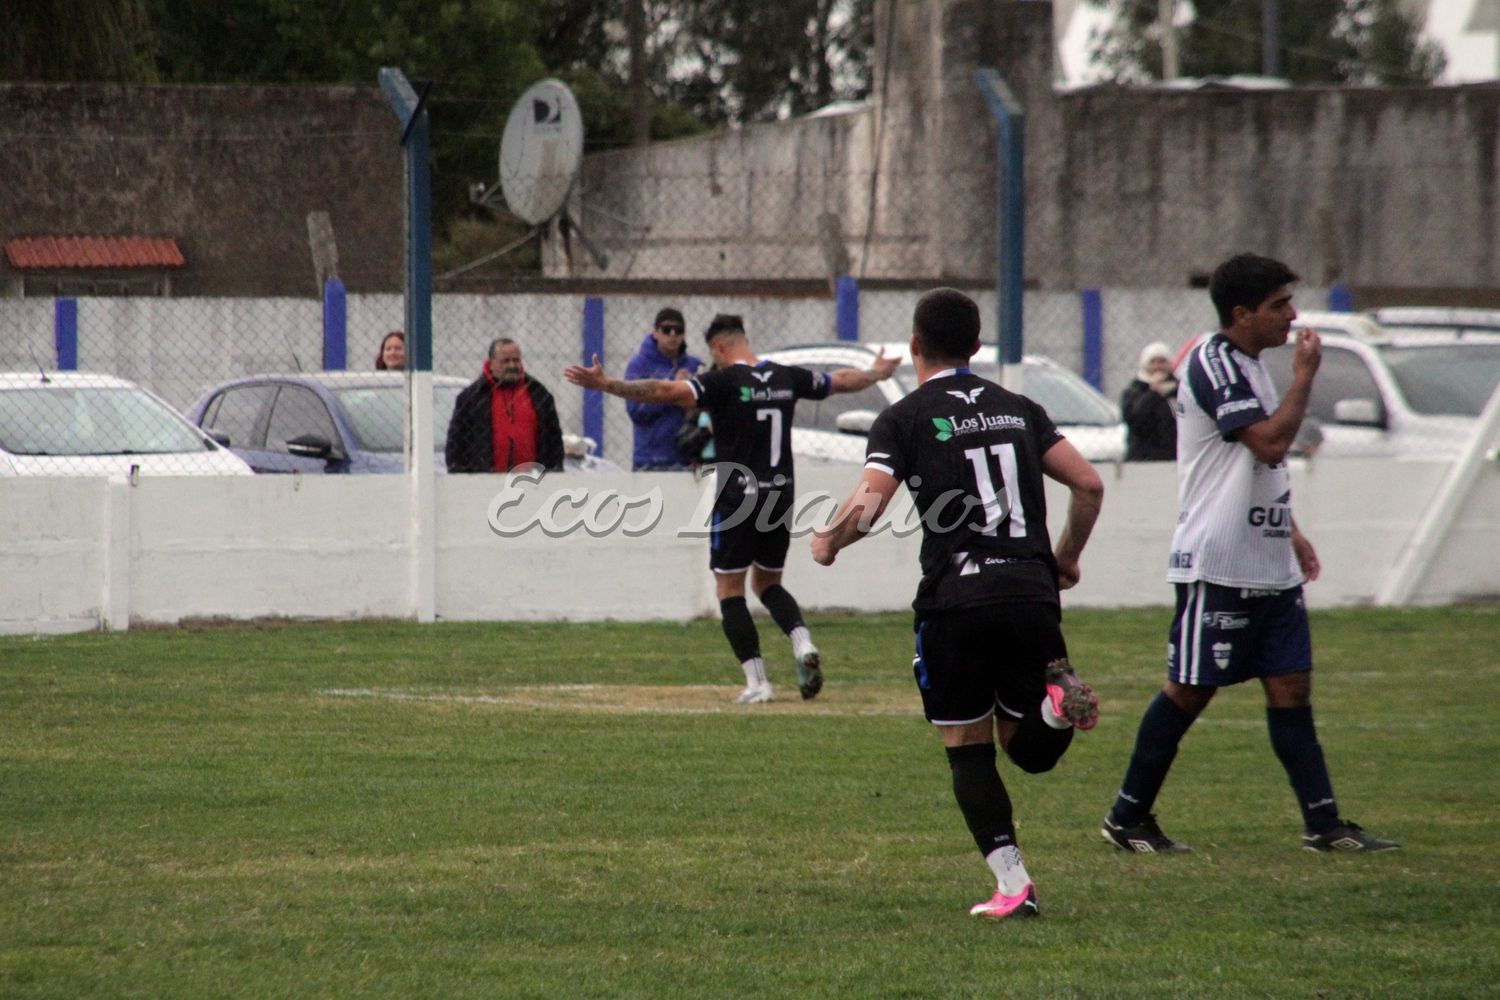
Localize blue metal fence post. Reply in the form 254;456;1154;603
322;278;347;370
379;67;436;624
582;297;606;454
835;275;860;341
1081;288;1104;390
54;298;78;370
1327;283;1353;312
379;69;433;375
975;69;1025;377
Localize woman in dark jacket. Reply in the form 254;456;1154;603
1120;341;1178;461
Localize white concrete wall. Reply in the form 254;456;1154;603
2;458;1496;635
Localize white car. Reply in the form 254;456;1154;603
760;343;1126;463
0;372;252;476
1249;333;1500;459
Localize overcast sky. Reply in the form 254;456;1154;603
1057;0;1500;85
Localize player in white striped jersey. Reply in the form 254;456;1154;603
1102;254;1398;855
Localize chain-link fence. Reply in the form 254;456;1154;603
5;144;1500;477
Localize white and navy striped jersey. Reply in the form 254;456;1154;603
1168;334;1300;589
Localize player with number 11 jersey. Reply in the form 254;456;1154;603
864;369;1063;613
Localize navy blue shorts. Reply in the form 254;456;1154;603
913;602;1066;726
1168;582;1312;687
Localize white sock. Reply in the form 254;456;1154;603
741;658;768;689
788;626;815;658
1040;693;1072;730
985;844;1031;895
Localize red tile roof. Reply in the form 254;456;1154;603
4;235;186;270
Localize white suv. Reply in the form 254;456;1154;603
1254;332;1500;459
760;343;1126;464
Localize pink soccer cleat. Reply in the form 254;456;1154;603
968;883;1039;921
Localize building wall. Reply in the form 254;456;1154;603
560;0;1500;300
0;83;404;297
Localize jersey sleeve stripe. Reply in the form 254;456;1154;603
864;460;896;475
687;379;704;402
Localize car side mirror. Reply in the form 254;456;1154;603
836;410;877;436
286;433;342;461
207;430;231;447
1332;398;1385;428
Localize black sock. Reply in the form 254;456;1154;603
1112;692;1196;826
946;743;1015;855
1005;709;1075;774
719;597;760;663
1267;705;1340;833
757;584;804;635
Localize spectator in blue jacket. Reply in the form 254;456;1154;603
624;308;703;470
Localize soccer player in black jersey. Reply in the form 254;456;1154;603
811;288;1105;921
565;313;896;703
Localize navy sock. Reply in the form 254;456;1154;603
946;743;1016;855
1112;692;1196;826
757;584;804;635
1267;705;1340;833
1005;709;1075;774
718;597;760;663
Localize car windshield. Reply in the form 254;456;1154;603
896;361;1118;425
1377;343;1500;415
0;386;210;456
332;384;463;452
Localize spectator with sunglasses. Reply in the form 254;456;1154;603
624;308;704;470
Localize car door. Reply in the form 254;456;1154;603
198;383;277;471
1262;344;1392;458
260;384;349;474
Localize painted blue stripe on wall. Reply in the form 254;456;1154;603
322;278;347;370
54;298;77;371
1081;288;1103;390
582;297;605;454
836;275;859;341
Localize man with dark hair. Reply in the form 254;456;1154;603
446;338;564;473
811;287;1105;920
624;307;703;470
1100;253;1399;854
566;313;897;703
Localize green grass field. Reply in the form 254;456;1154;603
3;608;1498;998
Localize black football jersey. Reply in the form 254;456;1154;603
864;369;1064;612
689;361;832;490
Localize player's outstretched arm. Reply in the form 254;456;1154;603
1041;438;1104;589
811;468;899;566
827;349;899;394
564;354;696;407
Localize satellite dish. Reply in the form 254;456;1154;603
498;79;584;226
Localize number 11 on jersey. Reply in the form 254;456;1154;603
963;443;1027;537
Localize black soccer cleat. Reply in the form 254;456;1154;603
1302;821;1400;853
1101;813;1193;854
796;648;824;700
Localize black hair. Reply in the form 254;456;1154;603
704;313;745;345
487;337;518;358
1209;254;1299;328
654;307;685;329
912;287;981;364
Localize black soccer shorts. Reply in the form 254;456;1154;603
708;485;795;574
912;602;1067;726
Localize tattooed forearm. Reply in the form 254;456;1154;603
608;378;670;401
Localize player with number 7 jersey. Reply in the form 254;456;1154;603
564;313;897;705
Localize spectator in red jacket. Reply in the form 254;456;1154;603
445;338;564;473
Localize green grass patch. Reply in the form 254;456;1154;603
2;608;1497;998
